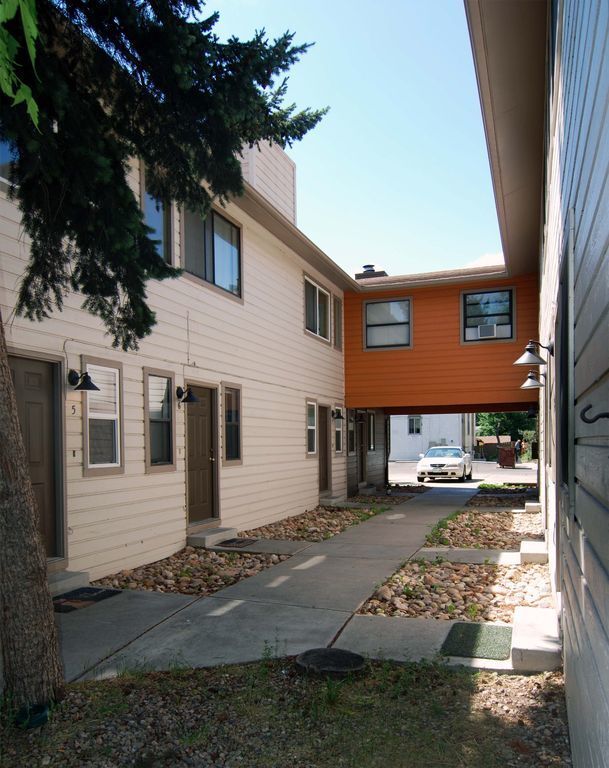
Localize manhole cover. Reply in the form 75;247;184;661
217;538;257;548
295;648;366;677
53;587;121;613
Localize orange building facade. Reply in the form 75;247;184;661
345;272;539;413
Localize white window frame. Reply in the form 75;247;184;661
367;412;376;451
408;415;422;435
334;406;343;453
306;401;317;455
305;277;331;341
83;359;124;476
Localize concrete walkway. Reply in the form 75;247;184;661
56;486;558;681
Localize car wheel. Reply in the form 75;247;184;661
417;476;425;483
458;468;466;482
466;468;473;480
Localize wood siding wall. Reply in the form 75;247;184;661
541;2;609;765
0;162;344;580
344;274;539;411
239;142;297;225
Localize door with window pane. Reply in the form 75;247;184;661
187;386;217;523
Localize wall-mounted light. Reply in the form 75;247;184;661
520;371;546;389
176;385;199;406
514;340;554;366
67;369;100;391
332;409;344;420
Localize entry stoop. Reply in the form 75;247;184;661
48;570;90;597
187;527;238;548
525;501;541;514
520;539;548;564
511;607;561;671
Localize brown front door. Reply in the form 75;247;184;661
357;416;366;484
318;406;330;493
187;385;216;524
9;355;60;557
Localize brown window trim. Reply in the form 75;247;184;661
82;355;125;478
305;398;318;457
363;297;413;351
140;164;173;266
303;273;332;345
333;296;343;350
334;404;344;453
222;381;243;466
143;367;176;474
460;286;517;345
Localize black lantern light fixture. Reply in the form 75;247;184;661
67;369;100;391
513;339;554;367
520;371;546;390
176;385;199;406
331;409;345;420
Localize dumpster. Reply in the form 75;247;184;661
497;444;516;468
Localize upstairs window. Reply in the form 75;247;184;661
333;297;343;349
408;415;421;435
142;168;171;264
463;289;514;342
0;140;12;184
305;278;330;340
184;209;241;297
365;299;411;349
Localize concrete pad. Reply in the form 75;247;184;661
511;607;561;672
57;590;197;682
525;502;542;514
187;527;238;548
334;615;451;662
83;598;350;679
417;547;521;565
520;540;548;564
302;541;418;561
212;554;400;612
209;539;311;556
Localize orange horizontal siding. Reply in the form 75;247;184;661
345;273;540;410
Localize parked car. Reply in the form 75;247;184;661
416;446;472;483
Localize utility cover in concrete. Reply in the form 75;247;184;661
296;648;365;677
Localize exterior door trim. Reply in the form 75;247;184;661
7;347;67;572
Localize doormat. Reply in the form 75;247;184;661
441;622;512;660
53;586;121;613
217;538;258;548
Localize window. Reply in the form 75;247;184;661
142;168;172;264
463;289;514;342
184;208;241;297
347;410;356;454
307;401;317;454
334;407;343;452
305;278;330;340
144;370;175;472
367;412;376;451
365;300;411;348
224;385;241;462
333;297;343;350
0;140;12;184
84;361;123;475
408;415;421;435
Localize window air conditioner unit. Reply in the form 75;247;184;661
478;324;497;339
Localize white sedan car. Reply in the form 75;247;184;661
416;446;473;483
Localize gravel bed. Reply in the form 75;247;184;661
239;504;383;542
467;490;539;509
0;662;570;767
346;492;415;505
93;546;289;596
426;510;544;550
360;561;553;622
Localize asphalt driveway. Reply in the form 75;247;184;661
388;460;538;489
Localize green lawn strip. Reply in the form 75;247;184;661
442;623;513;660
0;661;560;768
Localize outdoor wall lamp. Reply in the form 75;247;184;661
513;340;554;366
520;371;546;390
332;409;345;420
176;386;199;406
67;369;100;391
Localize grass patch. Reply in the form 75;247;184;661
477;483;536;491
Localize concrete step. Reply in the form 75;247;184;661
320;495;346;505
187;527;238;548
520;539;548;564
511;607;561;672
525;501;541;514
48;570;90;597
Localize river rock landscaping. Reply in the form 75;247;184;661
93;547;289;596
360;560;553;623
239;504;386;542
466;485;538;509
0;661;570;768
426;509;544;550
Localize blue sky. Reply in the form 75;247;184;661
209;1;503;278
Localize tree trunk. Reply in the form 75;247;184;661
0;310;64;709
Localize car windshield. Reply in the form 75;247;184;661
424;448;463;458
